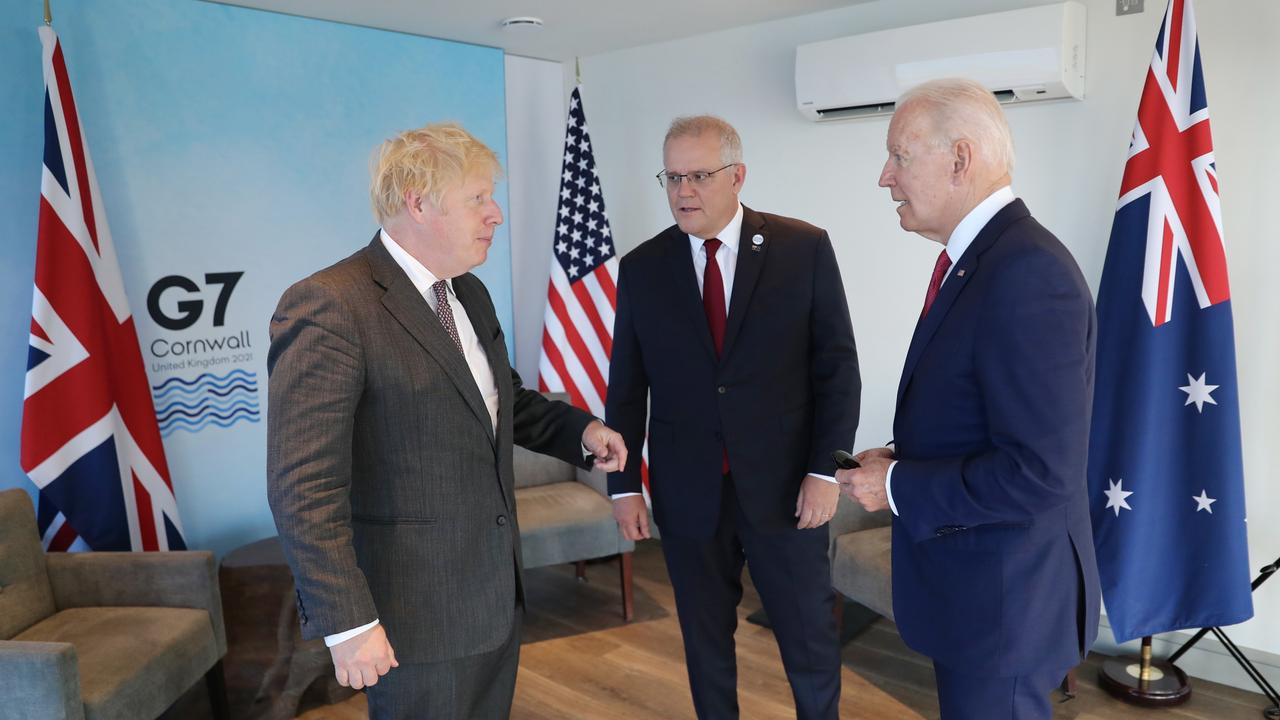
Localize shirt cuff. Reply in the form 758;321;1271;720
808;473;837;484
885;460;899;516
610;492;642;499
324;618;379;647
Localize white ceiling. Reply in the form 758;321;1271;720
207;0;878;62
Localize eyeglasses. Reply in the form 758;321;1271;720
655;163;738;190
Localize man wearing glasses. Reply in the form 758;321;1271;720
606;115;860;719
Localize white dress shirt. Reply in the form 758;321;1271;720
324;229;502;647
612;204;835;499
883;186;1016;516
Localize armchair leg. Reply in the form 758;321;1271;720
620;551;635;622
832;591;846;638
206;659;230;720
575;560;587;582
1061;666;1078;699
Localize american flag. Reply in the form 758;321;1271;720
21;27;186;553
537;86;619;418
1087;0;1251;642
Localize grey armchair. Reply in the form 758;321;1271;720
514;417;636;620
0;488;228;720
828;497;894;621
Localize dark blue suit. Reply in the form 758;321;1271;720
890;200;1101;718
607;205;860;719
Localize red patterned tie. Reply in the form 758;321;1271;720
702;238;726;356
431;280;465;354
703;238;730;474
921;249;953;319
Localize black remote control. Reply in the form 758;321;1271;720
832;450;861;470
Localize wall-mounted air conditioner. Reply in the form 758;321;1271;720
795;2;1086;122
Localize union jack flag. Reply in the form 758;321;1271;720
1088;0;1251;642
21;27;186;552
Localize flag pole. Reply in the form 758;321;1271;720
44;0;52;25
575;56;581;85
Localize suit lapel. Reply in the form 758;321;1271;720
452;274;508;443
721;206;767;362
663;228;718;363
895;200;1030;410
365;237;496;446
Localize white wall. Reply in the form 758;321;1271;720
564;0;1280;692
504;55;568;382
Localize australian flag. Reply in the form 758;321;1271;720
1088;0;1252;643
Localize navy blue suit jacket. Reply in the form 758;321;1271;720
606;206;860;538
890;200;1102;676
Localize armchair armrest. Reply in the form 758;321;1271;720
0;640;84;720
828;499;892;560
575;466;610;497
45;550;226;656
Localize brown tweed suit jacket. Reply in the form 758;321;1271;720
266;234;594;663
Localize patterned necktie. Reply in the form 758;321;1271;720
431;280;464;354
921;249;953;319
703;238;727;356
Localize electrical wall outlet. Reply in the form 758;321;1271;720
1117;0;1144;15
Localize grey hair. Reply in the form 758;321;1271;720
664;115;743;165
898;78;1015;174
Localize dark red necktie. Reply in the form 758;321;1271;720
703;238;727;355
921;249;952;319
703;238;731;474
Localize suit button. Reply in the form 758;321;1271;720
496;515;507;526
717;386;726;394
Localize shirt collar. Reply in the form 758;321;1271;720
687;203;744;254
380;228;452;299
945;186;1015;265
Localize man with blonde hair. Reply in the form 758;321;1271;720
268;122;626;719
839;78;1100;718
607;115;860;719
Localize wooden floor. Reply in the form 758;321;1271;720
173;541;1272;719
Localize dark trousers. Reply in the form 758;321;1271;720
660;477;841;720
933;662;1068;720
365;612;522;720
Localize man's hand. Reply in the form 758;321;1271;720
795;474;841;529
583;420;628;473
836;452;893;513
330;623;398;689
612;494;651;541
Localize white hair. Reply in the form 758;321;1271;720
898;78;1015;174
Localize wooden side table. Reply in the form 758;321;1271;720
220;536;354;719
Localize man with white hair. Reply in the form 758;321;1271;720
837;79;1101;718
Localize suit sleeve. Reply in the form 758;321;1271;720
458;273;596;466
890;250;1095;543
605;256;649;495
511;367;595;468
806;232;861;476
266;279;378;640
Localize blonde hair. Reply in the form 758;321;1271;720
664;115;743;165
899;78;1016;174
369;122;501;224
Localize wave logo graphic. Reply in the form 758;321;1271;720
152;369;260;436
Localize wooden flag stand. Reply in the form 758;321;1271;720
1098;635;1191;706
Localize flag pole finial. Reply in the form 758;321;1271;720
43;0;52;25
575;57;581;85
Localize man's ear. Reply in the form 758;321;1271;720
951;140;974;182
404;189;427;222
